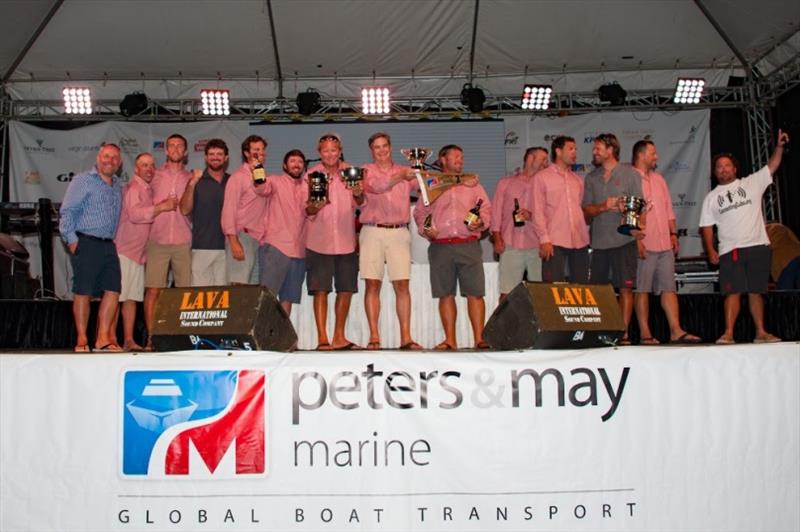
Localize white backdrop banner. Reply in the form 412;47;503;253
7;120;505;297
504;110;711;257
1;345;798;532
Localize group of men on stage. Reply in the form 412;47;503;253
58;127;790;352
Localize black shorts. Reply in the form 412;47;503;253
70;233;121;297
590;241;637;290
719;244;771;295
305;249;358;294
541;246;590;283
428;240;485;298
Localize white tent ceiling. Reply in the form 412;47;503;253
1;0;799;101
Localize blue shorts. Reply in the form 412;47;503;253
258;244;305;304
70;233;121;297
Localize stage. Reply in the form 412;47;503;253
1;343;798;532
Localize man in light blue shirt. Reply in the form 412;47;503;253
59;143;124;352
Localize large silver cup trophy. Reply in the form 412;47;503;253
339;167;366;189
617;195;647;235
401;147;433;205
308;171;329;202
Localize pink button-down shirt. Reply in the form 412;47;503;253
491;174;539;249
414;183;491;240
255;172;309;258
531;165;589;249
305;163;360;255
360;162;418;225
114;175;156;264
221;163;267;241
149;164;191;245
637;168;676;253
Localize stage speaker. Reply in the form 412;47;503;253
151;285;297;352
484;282;624;349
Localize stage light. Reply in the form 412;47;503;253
521;84;552;110
460;84;486;113
119;92;149;117
598;83;627;106
296;89;321;115
62;87;92;115
361;87;390;115
200;89;230;116
673;78;705;104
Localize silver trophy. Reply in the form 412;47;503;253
340;167;366;188
401;147;431;169
308;171;329;202
617;195;647;235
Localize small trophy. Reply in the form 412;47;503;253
340;167;366;188
401;147;431;169
617;195;647;235
308;171;329;203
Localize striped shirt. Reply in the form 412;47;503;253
59;167;123;245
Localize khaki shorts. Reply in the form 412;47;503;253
144;242;191;288
359;225;411;281
634;250;676;295
226;231;259;284
498;246;542;294
118;254;144;302
191;249;227;286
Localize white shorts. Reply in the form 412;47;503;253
118;254;144;302
498;246;541;294
358;225;412;281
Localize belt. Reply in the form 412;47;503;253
431;236;478;245
76;231;113;242
366;223;408;229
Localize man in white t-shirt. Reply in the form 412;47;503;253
699;129;789;344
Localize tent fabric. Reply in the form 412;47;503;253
1;0;798;99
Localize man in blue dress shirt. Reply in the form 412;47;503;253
59;143;124;353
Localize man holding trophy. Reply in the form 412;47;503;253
359;132;423;350
582;133;643;344
414;145;491;350
305;133;365;350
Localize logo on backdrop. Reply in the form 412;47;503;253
56;171;76;183
121;369;266;478
23;139;55;154
194;139;210;152
152;140;165;151
119;137;140;154
673;192;698;208
504;131;519;146
24;171;41;184
667;160;691;172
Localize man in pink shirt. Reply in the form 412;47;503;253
491;146;548;302
631;140;701;344
254;149;310;315
143;134;192;350
360;132;422;350
305;133;365;350
531;136;590;283
113;153;177;351
414;145;491;350
221;135;267;285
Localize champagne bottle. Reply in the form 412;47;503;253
423;213;433;230
464;198;483;226
513;197;525;227
252;163;266;184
